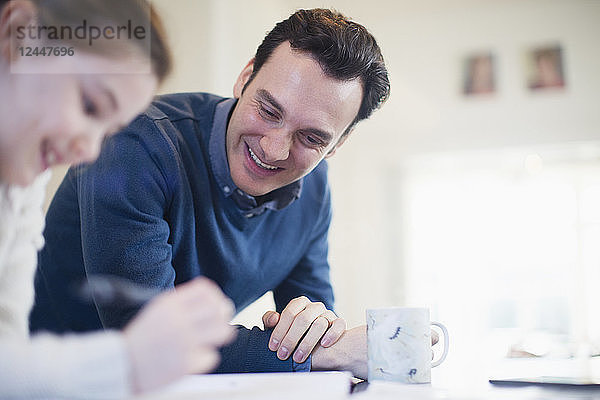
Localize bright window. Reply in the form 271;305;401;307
398;143;600;383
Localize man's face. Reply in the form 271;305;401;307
226;42;363;197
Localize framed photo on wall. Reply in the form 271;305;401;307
526;44;566;90
462;52;496;96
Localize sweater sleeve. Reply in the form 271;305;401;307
214;325;311;373
0;172;48;338
0;331;131;399
76;120;176;329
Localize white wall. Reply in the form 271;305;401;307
45;0;600;329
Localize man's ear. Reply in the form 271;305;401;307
325;130;352;159
0;0;37;62
233;58;255;99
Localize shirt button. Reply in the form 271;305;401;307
245;213;254;218
223;186;231;194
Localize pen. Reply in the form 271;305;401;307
78;274;164;307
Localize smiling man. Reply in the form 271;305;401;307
30;8;390;376
227;42;362;197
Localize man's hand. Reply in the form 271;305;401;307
311;325;367;379
432;329;439;359
310;325;443;380
262;296;346;363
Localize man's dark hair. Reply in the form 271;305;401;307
246;8;390;137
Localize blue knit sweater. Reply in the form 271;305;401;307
30;93;335;373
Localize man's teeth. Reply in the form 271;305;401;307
248;146;278;170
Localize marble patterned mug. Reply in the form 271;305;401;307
366;307;449;384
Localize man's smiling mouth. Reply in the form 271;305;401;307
247;144;280;170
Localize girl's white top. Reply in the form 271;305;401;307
0;172;131;399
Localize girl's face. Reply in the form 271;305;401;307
0;51;157;186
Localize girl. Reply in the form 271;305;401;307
0;0;234;398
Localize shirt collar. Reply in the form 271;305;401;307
209;98;302;214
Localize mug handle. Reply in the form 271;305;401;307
430;321;449;368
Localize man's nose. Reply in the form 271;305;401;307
260;129;292;162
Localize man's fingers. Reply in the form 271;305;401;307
265;297;343;363
292;316;329;363
274;302;326;359
320;315;346;347
268;296;311;352
262;311;280;329
431;329;440;359
431;329;439;346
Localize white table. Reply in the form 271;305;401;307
354;380;600;399
135;359;600;400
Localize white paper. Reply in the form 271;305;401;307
137;371;352;400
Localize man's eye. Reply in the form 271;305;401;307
302;133;323;147
306;135;319;144
258;104;279;121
